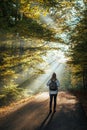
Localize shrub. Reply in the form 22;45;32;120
0;83;24;106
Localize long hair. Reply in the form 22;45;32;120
51;72;57;81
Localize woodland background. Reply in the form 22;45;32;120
0;0;87;110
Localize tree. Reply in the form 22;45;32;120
67;9;87;89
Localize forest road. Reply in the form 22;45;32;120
0;91;87;130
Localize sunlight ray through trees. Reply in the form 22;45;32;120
0;0;87;106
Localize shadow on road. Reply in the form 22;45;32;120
38;112;55;130
0;91;87;130
0;98;49;130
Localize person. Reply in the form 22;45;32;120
47;72;60;113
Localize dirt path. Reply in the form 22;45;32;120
0;91;87;130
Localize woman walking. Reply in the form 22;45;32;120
47;72;60;113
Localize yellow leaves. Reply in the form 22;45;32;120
61;1;73;8
20;0;48;19
21;0;27;4
72;65;81;72
36;0;44;3
23;6;41;19
42;9;48;16
71;75;82;87
29;6;40;18
4;70;15;76
34;11;40;18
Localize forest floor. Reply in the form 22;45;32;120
0;91;87;130
70;90;87;117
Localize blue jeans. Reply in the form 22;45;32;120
49;94;57;111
